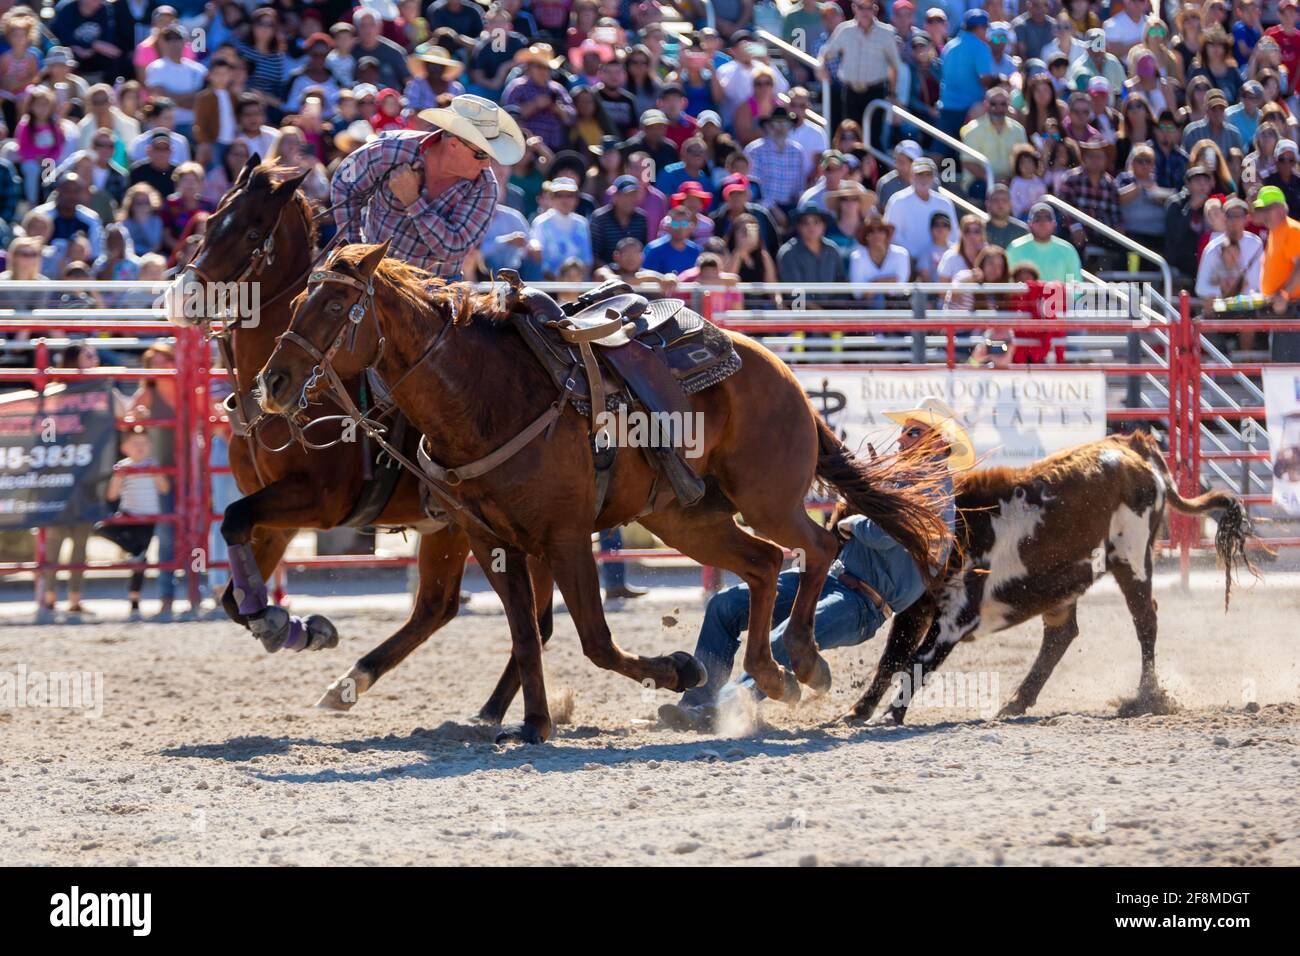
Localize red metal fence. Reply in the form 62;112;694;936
3;291;1297;602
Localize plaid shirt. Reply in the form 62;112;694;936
330;129;497;278
743;138;808;208
1057;167;1121;239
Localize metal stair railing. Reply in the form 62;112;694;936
755;29;830;130
862;100;995;199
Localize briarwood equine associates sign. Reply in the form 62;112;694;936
1262;368;1300;515
799;369;1108;467
0;383;119;529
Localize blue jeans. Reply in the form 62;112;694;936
680;569;885;707
157;490;177;601
207;435;238;598
599;528;627;589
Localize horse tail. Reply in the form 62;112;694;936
814;417;952;583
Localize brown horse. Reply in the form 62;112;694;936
256;242;950;743
180;159;548;722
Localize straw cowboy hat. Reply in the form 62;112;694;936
417;94;527;165
408;43;465;81
513;43;564;69
883;397;975;470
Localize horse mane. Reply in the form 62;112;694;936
329;245;510;329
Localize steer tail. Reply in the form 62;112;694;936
1146;443;1265;611
815;417;952;582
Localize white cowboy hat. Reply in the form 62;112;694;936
417;94;527;166
883;398;976;471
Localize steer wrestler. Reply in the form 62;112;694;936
658;398;970;732
328;93;526;280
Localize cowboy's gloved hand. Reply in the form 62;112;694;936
389;164;423;207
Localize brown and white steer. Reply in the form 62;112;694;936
846;431;1257;724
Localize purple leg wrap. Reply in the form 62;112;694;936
228;542;268;617
281;615;308;651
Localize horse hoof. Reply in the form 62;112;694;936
996;701;1027;719
669;651;707;690
780;667;802;705
803;655;832;695
314;666;372;711
305;614;339;650
494;721;548;745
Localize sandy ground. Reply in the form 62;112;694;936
2;570;1299;866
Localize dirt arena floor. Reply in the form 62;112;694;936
3;570;1299;866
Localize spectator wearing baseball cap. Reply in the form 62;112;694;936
621;109;682;177
1228;81;1264;147
959;85;1028;197
1195;195;1264;316
657;136;714;205
590;175;650;268
1255;183;1300;359
778;204;845;290
531;177;593;277
1182;88;1244;159
1265;139;1300;221
1165;165;1216;281
882;155;957;266
642;202;702;276
936;10;999;144
1007;202;1082;282
798;148;850;214
654;84;699;152
874;140;922;209
712;174;782;260
1067;28;1126;102
664;182;715;244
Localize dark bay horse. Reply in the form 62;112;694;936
179;159;548;721
256;242;951;743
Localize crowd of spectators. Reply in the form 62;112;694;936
0;0;1298;335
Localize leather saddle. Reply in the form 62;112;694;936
496;271;742;509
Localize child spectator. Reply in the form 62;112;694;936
15;86;72;206
105;427;169;620
0;11;40;131
915;211;954;282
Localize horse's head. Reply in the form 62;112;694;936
257;240;391;415
167;154;309;329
